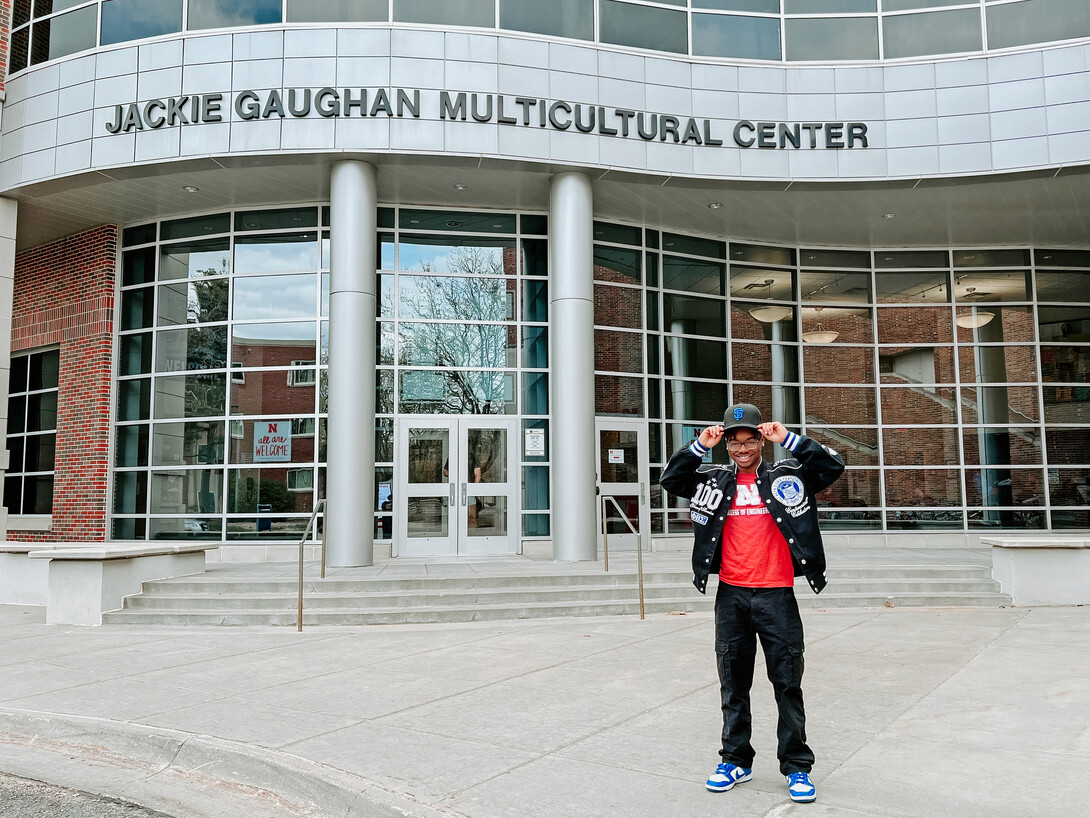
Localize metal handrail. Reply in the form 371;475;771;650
297;498;327;632
600;494;646;620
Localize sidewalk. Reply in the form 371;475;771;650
1;583;1086;816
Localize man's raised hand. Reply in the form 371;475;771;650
699;425;725;448
758;421;788;444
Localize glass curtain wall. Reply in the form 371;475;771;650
10;0;1090;74
112;205;549;542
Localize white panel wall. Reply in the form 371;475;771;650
3;27;1090;191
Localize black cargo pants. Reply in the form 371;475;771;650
714;582;814;775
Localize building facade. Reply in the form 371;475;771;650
0;1;1088;564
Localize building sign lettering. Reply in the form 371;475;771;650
105;88;869;149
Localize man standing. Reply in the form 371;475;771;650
660;403;844;804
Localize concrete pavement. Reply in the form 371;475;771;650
1;596;1087;817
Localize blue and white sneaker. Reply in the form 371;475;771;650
706;762;752;792
786;771;817;802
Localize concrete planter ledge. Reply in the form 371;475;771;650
984;537;1090;606
1;541;218;626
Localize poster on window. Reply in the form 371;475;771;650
253;421;291;462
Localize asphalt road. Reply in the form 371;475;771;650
0;772;174;818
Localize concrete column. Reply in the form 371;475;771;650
0;197;16;540
549;172;597;561
326;161;377;566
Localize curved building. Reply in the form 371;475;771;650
0;1;1087;565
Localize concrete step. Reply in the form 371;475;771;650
101;556;1009;626
120;577;1004;612
102;588;1011;627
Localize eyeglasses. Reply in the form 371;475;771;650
726;439;762;452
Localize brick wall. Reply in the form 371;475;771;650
8;225;118;541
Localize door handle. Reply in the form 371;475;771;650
461;482;467;506
640;481;646;505
449;483;455;505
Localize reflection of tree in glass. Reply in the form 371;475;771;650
398;247;510;414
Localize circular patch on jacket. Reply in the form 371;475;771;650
772;475;805;507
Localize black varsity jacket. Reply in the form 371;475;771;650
660;431;845;595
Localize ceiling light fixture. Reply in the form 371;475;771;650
182;185;200;193
802;306;839;343
453;183;467;190
708;202;722;209
955;289;995;328
749;279;792;323
882;212;895;219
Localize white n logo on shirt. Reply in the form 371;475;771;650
735;484;761;507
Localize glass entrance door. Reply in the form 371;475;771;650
396;417;518;556
595;420;650;551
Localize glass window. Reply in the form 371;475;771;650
884;468;962;507
123;223;157;248
113;472;148;514
596;375;645;416
732;343;800;383
594;246;642;285
160;239;230;280
883;9;982;59
800;270;872;304
880;345;955;384
235;233;319;275
522;466;550;510
958;345;1038;384
401;276;511;322
500;0;593;39
399;370;515;415
118;379;152;421
693;8;780;54
804;345;874;384
393;0;495;26
231;322;316;367
400;210;515;234
161;213;230;241
806;428;879;467
400;322;512;368
1038;305;1090;342
153;421;227;466
158;279;230;326
33;5;96;63
731;303;798;342
663;256;725;296
102;0;184;46
523;372;549;415
231;369;318;416
594;330;643;374
5;349;60;515
729;267;794;301
987;0;1090;50
1044;387;1090;423
14;0;31;27
233;274;318;321
156;326;228;372
522;326;548;369
880;386;958;425
10;27;30;74
115;424;150;467
399;236;514;275
664;337;727;379
802;306;873;344
153;373;226;419
960;386;1041;424
1035;270;1090;302
594;284;643;330
785;17;879;61
805;386;876;425
877;307;952;344
1040;345;1089;384
885;0;969;8
286;0;388;23
523;278;548;323
599;0;687;53
695;0;778;12
124;247;156;287
785;0;875;10
962;427;1043;466
187;0;282;30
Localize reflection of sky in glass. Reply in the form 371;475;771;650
235;236;318;275
399;370;515;414
398;242;506;273
232;321;316;343
399;322;509;368
233;274;317;321
399;276;508;321
101;0;183;46
49;6;97;59
161;248;230;280
188;0;282;29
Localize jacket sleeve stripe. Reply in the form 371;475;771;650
782;431;800;452
689;439;709;458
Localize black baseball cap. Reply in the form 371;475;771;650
723;403;763;433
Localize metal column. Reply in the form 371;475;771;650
326;161;377;566
549;172;597;561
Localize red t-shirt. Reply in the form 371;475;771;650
719;473;795;588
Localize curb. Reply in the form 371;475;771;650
0;709;460;818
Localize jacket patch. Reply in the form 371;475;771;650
690;510;709;525
772;475;806;507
